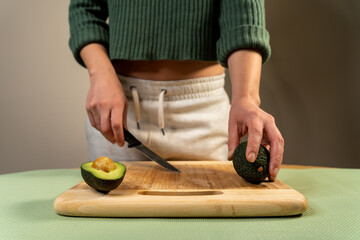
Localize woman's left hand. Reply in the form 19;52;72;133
227;97;284;181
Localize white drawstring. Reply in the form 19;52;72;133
130;86;140;129
158;89;167;135
131;86;166;135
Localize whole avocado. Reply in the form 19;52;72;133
232;141;270;184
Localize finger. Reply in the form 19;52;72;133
86;101;100;130
123;101;128;130
86;97;96;129
92;110;101;131
262;144;270;151
111;107;124;147
100;109;116;144
87;98;101;130
87;109;96;129
227;118;239;160
246;120;263;163
261;136;271;151
265;124;284;181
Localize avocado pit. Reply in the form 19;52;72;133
92;156;116;172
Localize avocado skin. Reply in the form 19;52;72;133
232;141;270;184
81;164;126;193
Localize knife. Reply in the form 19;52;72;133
123;128;181;173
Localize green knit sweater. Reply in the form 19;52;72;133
69;0;271;68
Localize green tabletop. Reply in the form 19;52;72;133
1;167;360;240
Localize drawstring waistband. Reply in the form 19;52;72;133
118;73;225;101
117;73;226;134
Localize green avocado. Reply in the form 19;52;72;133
232;141;270;184
81;161;126;193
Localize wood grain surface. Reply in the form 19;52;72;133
54;161;308;217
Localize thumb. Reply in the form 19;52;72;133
227;120;240;160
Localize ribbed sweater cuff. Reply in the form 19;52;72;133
69;26;109;68
217;25;271;68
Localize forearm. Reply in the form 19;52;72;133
228;49;262;106
80;43;116;82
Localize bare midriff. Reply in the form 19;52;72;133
112;60;225;80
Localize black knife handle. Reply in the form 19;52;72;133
123;128;141;148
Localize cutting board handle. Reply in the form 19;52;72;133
138;190;224;196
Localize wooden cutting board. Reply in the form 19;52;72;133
54;161;307;217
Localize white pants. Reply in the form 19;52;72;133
86;73;230;162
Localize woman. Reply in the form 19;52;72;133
69;0;284;181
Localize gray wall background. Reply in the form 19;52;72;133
1;1;359;174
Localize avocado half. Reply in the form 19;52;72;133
232;141;270;184
81;160;126;193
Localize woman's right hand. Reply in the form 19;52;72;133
86;69;128;147
80;43;128;147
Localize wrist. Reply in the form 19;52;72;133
88;64;115;78
232;94;261;107
80;43;116;81
88;65;117;84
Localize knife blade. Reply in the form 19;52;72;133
123;128;181;173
